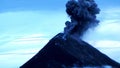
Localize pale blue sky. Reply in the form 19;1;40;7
0;0;120;68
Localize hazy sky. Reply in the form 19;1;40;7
0;0;120;67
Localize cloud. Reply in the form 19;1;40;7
99;7;120;19
0;33;50;53
96;8;120;40
89;40;120;48
0;53;34;68
10;34;49;45
0;48;40;55
83;7;120;41
97;22;120;35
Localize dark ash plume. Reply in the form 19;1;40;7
64;0;100;38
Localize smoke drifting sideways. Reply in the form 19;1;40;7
64;0;100;37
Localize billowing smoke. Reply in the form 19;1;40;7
64;0;100;37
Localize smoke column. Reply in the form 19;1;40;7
64;0;100;37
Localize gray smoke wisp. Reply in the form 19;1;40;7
63;0;100;39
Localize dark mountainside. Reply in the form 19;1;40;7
20;0;120;68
